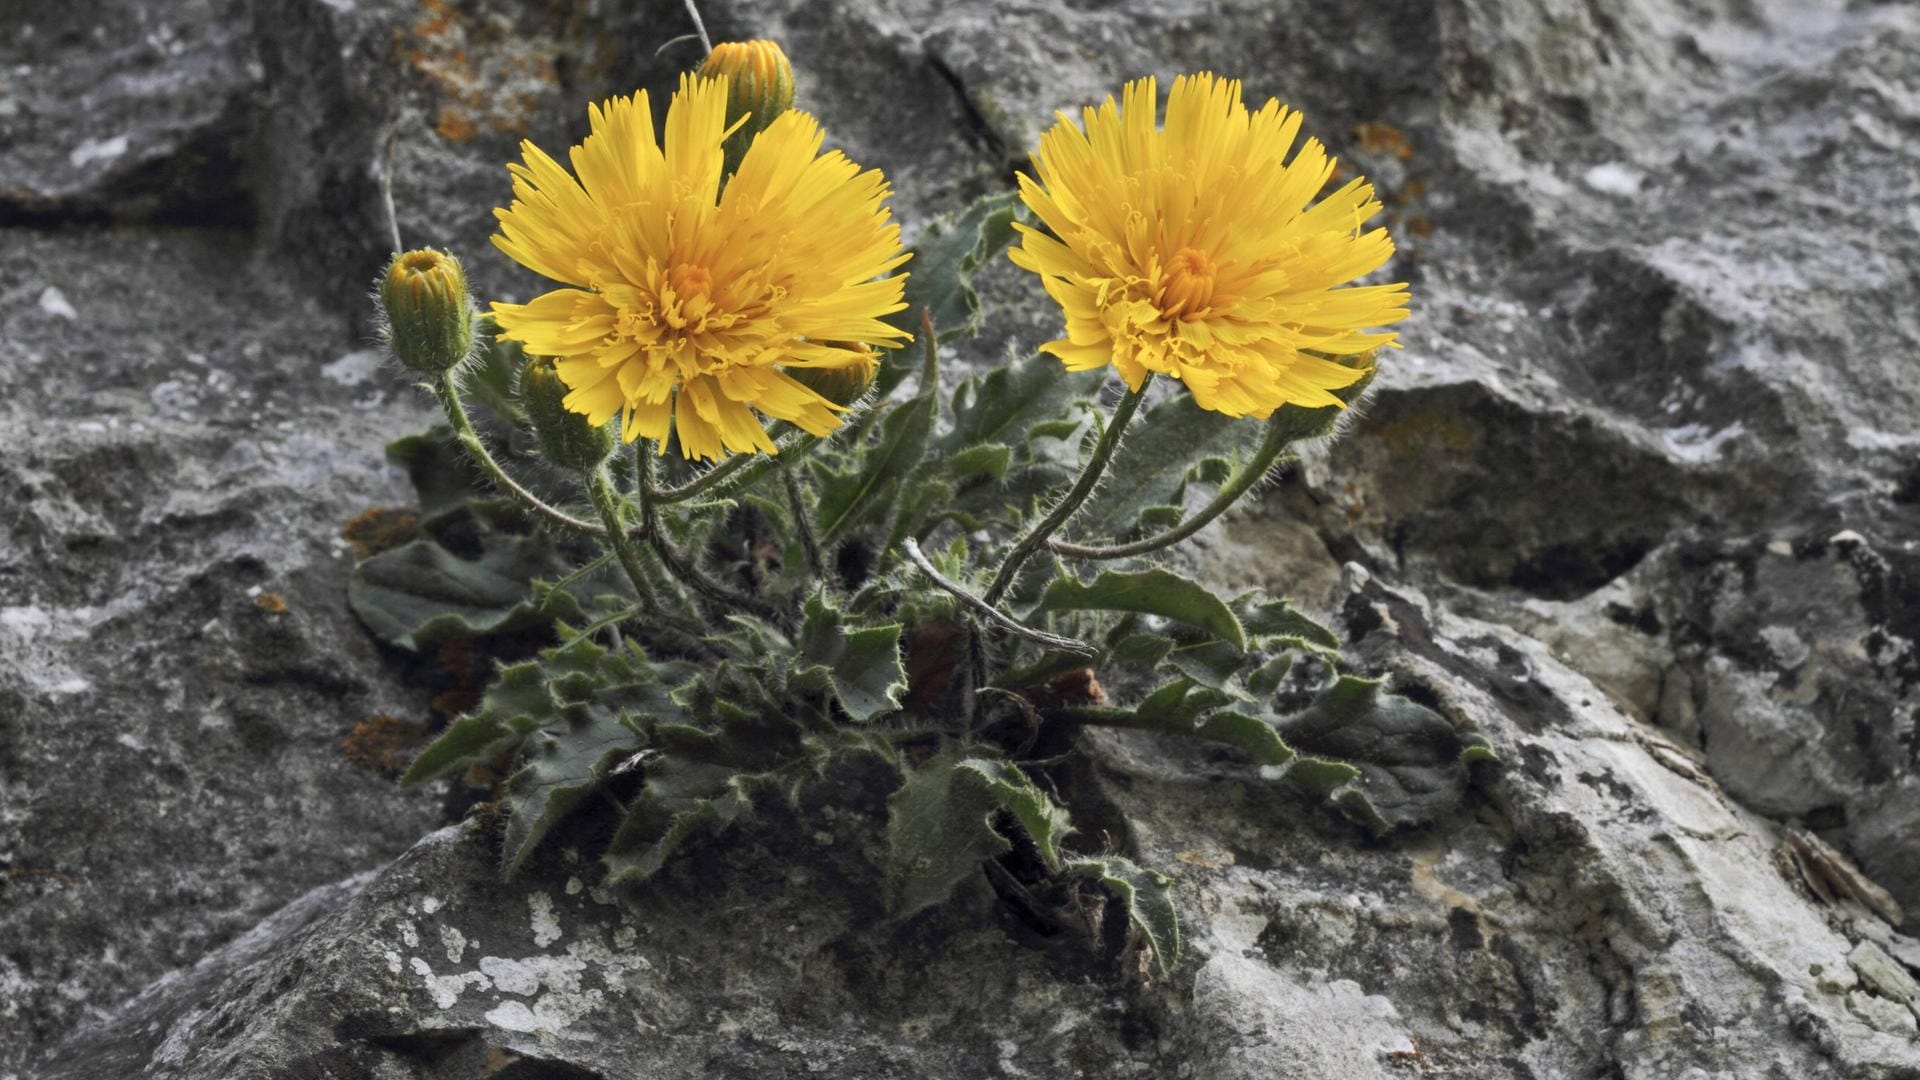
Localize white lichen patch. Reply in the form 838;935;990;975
528;892;562;947
409;957;491;1010
439;925;469;965
479;953;587;998
485;1000;542;1033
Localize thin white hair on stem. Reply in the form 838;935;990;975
680;0;713;55
380;128;402;253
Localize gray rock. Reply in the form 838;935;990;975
6;0;1920;1075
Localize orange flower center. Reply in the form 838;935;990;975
1158;247;1218;320
670;264;714;299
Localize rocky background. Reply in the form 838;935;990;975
3;0;1918;1076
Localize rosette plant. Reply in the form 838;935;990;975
354;39;1490;975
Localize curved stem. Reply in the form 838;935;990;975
586;468;662;612
1049;413;1295;561
636;441;781;620
902;538;1097;657
648;429;825;504
982;377;1150;606
648;451;751;504
783;468;831;588
431;372;604;536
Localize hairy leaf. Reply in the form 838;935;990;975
878;191;1019;394
349;529;569;650
954;758;1073;872
798;593;907;722
1066;856;1181;975
815;391;937;543
1034;569;1246;649
1275;674;1493;833
886;745;1013;918
1071;391;1262;541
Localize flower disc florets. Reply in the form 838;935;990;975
1010;73;1410;418
489;73;910;461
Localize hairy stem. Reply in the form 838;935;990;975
983;377;1151;605
901;538;1097;656
637;441;782;619
783;468;832;587
1049;412;1295;561
586;468;662;612
431;371;604;536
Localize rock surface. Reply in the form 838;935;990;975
5;0;1918;1077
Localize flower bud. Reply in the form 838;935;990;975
379;249;475;375
521;357;615;471
786;345;878;407
698;40;795;176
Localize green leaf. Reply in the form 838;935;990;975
954;758;1073;872
935;355;1101;459
1072;391;1262;541
348;529;568;650
1237;594;1341;652
941;443;1012;484
400;660;548;784
1274;674;1492;833
815;390;937;542
502;705;639;875
1033;569;1246;650
1065;856;1181;976
797;593;907;722
1193;711;1295;766
886;744;1013;918
603;758;754;885
878;191;1019;393
385;427;487;523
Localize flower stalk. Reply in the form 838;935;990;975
585;468;662;612
430;372;605;536
982;377;1151;606
1049;410;1295;561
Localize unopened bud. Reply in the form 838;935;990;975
379;249;475;375
786;345;877;407
699;40;795;176
521;357;615;471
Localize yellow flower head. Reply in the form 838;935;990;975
489;73;910;461
1010;74;1409;418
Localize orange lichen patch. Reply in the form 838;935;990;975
341;714;430;778
254;592;288;614
1175;848;1235;870
342;506;421;559
397;0;562;143
1372;412;1480;458
435;105;478;142
1407;214;1434;237
1355;120;1415;160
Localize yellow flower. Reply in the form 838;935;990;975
1009;74;1409;418
489;73;910;461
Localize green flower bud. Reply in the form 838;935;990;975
785;344;877;407
379;249;475;375
699;39;796;176
521;356;615;471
